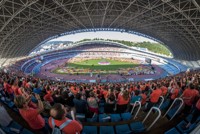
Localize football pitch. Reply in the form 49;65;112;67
53;59;139;74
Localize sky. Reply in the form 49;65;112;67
50;31;158;43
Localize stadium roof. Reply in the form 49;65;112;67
0;0;200;60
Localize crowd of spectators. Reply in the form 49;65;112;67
0;67;200;133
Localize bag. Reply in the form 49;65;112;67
51;118;72;134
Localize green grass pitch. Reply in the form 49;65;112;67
53;59;139;74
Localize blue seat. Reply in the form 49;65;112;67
130;122;145;133
176;120;196;133
1;121;23;134
21;128;33;134
167;101;182;119
164;127;180;134
185;114;193;122
9;121;23;131
99;107;104;114
99;114;110;122
167;107;177;119
8;101;15;108
76;113;85;122
115;124;132;134
185;114;200;122
100;126;115;134
110;114;121;122
13;107;19;113
160;100;170;110
82;126;97;134
87;115;98;122
99;102;105;107
121;112;132;121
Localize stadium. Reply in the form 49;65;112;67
0;0;200;134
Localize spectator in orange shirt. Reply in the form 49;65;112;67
181;83;199;114
48;103;82;134
182;96;200;130
144;84;162;112
3;78;14;100
140;90;147;105
14;94;49;134
116;89;130;113
161;82;168;97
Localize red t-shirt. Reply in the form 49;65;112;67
150;89;162;103
12;85;22;96
48;117;82;134
182;89;196;106
19;108;45;130
141;93;147;105
4;83;13;94
117;93;130;105
161;86;168;96
170;88;179;100
43;93;54;103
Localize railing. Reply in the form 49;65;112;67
130;101;141;119
163;98;184;120
157;96;164;109
143;107;161;131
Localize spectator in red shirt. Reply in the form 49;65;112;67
116;89;130;113
3;78;14;100
181;83;198;114
144;84;162;112
140;90;147;105
14;94;49;134
161;82;168;97
182;96;200;130
48;103;82;134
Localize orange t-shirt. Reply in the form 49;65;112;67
150;89;162;103
170;88;179;100
19;108;45;130
43;93;53;103
48;117;82;134
140;93;147;105
161;86;168;96
117;94;130;105
12;85;22;96
4;83;13;94
103;90;108;98
182;89;196;106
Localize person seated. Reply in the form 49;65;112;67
14;94;49;134
48;103;82;134
130;90;142;104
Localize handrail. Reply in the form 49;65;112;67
142;107;161;131
163;98;184;120
130;101;141;119
157;96;164;109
